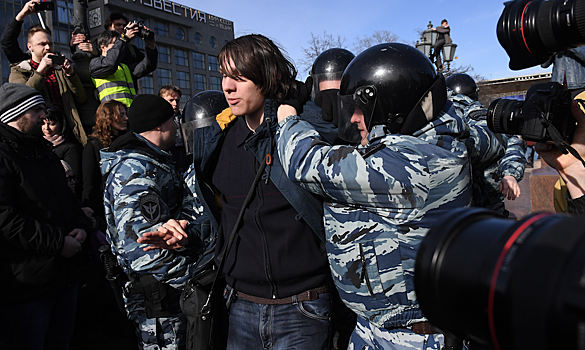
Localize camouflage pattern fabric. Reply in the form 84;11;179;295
348;316;443;350
276;102;476;331
448;91;526;215
101;133;202;349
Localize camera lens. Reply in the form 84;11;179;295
497;0;585;70
415;208;585;349
487;98;523;135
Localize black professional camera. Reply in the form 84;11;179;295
33;0;54;11
487;82;575;143
126;21;154;41
415;208;585;350
497;0;585;70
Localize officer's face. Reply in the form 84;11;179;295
350;106;369;146
221;59;265;121
159;117;177;150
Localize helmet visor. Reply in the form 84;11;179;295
312;72;344;96
337;86;377;144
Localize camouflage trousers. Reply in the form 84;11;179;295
125;293;186;350
348;316;443;350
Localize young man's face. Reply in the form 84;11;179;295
350;106;369;146
17;105;46;137
221;60;265;120
27;32;53;62
109;19;127;34
162;92;181;114
42;118;60;138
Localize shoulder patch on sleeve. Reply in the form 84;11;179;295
140;194;161;224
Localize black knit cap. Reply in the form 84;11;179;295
0;83;45;124
128;94;175;133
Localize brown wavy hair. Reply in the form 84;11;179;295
219;34;297;101
90;100;127;147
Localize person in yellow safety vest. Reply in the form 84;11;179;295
90;28;157;107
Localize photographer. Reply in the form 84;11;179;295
537;98;585;214
9;24;88;146
89;26;157;106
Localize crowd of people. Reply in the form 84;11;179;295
2;2;585;350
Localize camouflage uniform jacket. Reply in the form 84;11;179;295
448;91;525;214
101;131;204;291
277;101;476;329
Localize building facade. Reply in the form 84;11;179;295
0;0;234;108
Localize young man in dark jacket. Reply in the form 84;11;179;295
0;83;90;349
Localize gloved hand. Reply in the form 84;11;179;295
279;76;313;115
314;89;339;127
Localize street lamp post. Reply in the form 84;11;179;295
415;21;457;73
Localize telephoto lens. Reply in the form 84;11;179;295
497;0;585;70
415;208;585;350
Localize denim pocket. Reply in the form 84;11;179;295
297;293;331;321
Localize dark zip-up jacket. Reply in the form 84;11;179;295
191;100;330;299
0;123;91;302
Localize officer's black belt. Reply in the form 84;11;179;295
398;321;438;335
236;286;329;305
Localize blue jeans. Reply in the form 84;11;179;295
0;283;79;350
224;285;331;350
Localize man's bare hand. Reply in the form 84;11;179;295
137;219;189;251
68;228;87;244
60;236;81;258
62;57;74;75
16;0;40;21
70;33;86;46
499;175;521;200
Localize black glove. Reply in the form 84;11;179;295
280;76;313;115
314;89;339;127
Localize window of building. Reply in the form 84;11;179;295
158;46;170;63
180;94;190;111
57;29;70;45
210;76;222;91
176;27;185;41
208;55;219;72
177;71;190;90
193;73;206;91
57;0;73;25
175;49;188;66
135;37;145;50
209;36;217;49
158;68;172;87
194;32;202;45
154;21;168;37
192;52;205;70
138;75;154;94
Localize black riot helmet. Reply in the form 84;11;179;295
445;73;479;101
338;43;447;144
311;48;355;94
182;90;229;155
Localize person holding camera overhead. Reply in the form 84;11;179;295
89;20;157;107
9;21;89;146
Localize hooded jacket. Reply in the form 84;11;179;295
0;123;90;302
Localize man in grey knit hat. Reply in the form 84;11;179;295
0;83;91;349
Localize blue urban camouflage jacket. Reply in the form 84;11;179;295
101;132;205;290
276;101;477;329
448;91;526;214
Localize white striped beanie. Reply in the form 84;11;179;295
0;83;45;124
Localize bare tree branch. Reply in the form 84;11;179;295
353;30;402;54
299;31;347;74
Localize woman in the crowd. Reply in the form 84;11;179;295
82;100;128;220
43;104;83;193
